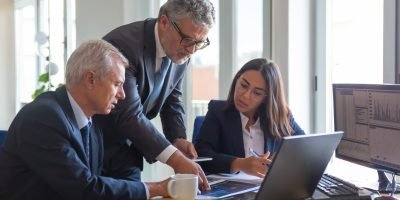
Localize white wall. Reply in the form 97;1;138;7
271;0;289;91
314;0;329;133
75;0;124;45
76;0;159;45
0;0;16;130
288;0;313;133
272;0;314;133
383;0;396;83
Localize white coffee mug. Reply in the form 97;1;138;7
168;174;198;200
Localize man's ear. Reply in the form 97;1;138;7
159;15;170;31
83;70;96;89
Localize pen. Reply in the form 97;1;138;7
249;148;260;157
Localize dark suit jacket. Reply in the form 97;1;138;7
194;100;305;174
96;18;188;170
0;86;146;200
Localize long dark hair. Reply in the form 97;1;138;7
225;58;293;139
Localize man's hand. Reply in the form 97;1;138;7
146;178;170;198
173;138;198;159
166;150;210;191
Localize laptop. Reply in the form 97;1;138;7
255;131;343;200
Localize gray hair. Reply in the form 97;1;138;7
65;39;128;87
158;0;215;29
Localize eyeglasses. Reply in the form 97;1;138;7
171;21;210;50
236;80;267;99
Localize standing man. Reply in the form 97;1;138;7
96;0;215;189
0;40;170;199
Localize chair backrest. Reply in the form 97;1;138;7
192;116;205;142
0;130;7;147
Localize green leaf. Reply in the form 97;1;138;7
38;73;49;83
31;85;46;99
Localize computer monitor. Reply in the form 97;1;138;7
332;83;400;192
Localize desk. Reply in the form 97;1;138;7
213;158;400;200
156;158;400;199
325;158;400;198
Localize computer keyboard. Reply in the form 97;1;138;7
317;174;361;197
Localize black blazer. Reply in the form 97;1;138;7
0;86;146;200
96;18;188;168
194;100;305;174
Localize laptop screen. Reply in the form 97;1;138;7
255;132;343;200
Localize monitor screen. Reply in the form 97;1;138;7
333;83;400;174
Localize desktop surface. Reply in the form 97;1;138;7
155;157;400;200
196;158;400;200
325;158;400;194
314;158;400;199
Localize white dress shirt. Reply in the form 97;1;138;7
153;22;178;163
240;113;265;157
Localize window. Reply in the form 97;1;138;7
47;0;68;88
323;0;393;182
314;0;385;133
329;0;383;84
326;0;384;132
189;0;264;119
190;0;220;117
14;0;37;108
236;0;263;72
14;0;75;110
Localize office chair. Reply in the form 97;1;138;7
192;115;205;142
0;130;7;147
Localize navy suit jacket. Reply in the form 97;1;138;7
194;100;305;174
95;18;188;171
0;86;146;200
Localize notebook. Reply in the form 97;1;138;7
255;131;343;200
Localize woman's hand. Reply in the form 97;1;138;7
231;151;274;178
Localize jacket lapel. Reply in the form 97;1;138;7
226;107;246;157
54;86;90;167
143;19;157;95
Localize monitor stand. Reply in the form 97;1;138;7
377;171;400;193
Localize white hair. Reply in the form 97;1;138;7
65;39;128;87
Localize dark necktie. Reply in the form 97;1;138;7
80;123;91;161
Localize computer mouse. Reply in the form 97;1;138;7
375;196;398;200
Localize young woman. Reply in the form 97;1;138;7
194;58;304;177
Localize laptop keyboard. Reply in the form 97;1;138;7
317;174;360;197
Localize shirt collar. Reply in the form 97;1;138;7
67;91;91;130
239;112;261;129
154;21;167;59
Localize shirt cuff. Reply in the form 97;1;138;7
156;145;177;163
143;182;149;199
